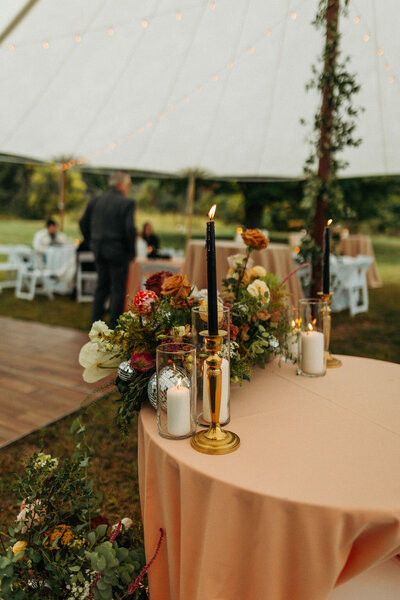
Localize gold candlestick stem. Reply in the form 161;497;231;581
191;332;240;455
318;292;342;368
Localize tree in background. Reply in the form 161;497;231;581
27;163;87;219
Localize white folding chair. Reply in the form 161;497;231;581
0;245;33;291
331;255;373;316
76;251;97;302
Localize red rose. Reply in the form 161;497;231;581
145;271;174;297
91;515;109;529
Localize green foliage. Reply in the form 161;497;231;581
0;419;147;600
27;164;87;219
302;0;363;224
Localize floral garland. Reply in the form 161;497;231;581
78;230;291;435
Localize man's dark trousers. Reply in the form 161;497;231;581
92;250;129;329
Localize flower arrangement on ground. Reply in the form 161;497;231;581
78;230;292;434
0;420;148;600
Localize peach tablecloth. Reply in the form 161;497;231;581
139;356;400;600
337;235;382;288
182;240;303;306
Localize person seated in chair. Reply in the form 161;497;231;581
142;222;160;258
33;218;68;255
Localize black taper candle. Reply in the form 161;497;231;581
206;207;218;335
323;220;331;294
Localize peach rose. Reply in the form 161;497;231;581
241;229;268;250
12;540;27;557
161;273;191;299
248;265;267;280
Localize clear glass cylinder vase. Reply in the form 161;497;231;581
297;298;328;377
156;342;197;439
191;305;230;426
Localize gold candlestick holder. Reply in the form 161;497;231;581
318;292;342;368
191;331;240;455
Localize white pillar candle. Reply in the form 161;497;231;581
203;358;229;423
301;329;324;374
167;379;191;436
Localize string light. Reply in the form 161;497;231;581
354;16;360;24
42;41;49;49
389;76;395;83
377;49;383;56
146;120;153;127
184;96;190;103
168;104;174;111
196;85;202;92
8;43;15;50
385;64;391;71
75;34;81;43
291;12;297;20
209;2;216;9
157;114;164;120
248;46;255;54
363;34;370;42
108;28;115;36
265;29;271;36
128;132;135;138
212;74;219;82
176;11;182;21
138;127;144;134
227;60;233;69
141;20;148;28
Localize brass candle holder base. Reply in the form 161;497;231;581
191;330;240;455
318;292;342;369
191;426;240;455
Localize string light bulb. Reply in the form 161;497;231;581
377;49;383;56
212;74;219;82
354;16;360;24
108;27;114;35
209;2;216;9
75;34;81;43
8;43;15;50
196;85;202;92
385;64;391;71
389;76;395;83
363;34;370;42
141;20;148;28
291;12;296;20
43;41;49;49
265;29;271;36
146;120;153;127
176;11;182;21
248;46;255;54
184;96;190;103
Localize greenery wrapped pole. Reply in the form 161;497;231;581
302;0;362;295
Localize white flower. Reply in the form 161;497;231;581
248;265;267;279
247;279;270;303
33;452;58;472
88;321;111;348
112;517;133;532
227;254;254;270
79;341;120;383
170;325;187;339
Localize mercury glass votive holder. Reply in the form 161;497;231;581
191;305;231;427
297;298;328;378
156;342;197;440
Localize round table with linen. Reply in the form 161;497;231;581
182;240;304;306
138;356;400;600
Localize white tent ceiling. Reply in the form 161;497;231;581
0;0;399;179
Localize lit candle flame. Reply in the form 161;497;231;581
291;320;296;328
327;219;333;226
237;227;243;234
308;323;313;331
208;204;217;219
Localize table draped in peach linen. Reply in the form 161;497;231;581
138;356;400;600
336;234;382;288
182;240;304;306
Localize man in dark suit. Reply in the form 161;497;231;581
79;171;136;328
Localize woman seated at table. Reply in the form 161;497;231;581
142;222;160;258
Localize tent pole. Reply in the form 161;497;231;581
0;0;40;45
59;166;66;232
185;173;196;250
312;0;340;293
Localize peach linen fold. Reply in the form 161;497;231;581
138;356;400;600
336;234;382;289
182;240;304;307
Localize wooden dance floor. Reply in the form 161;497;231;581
0;317;104;448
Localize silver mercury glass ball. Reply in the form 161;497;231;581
117;360;136;381
147;366;190;410
268;335;280;349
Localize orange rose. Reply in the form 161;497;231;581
161;273;192;299
241;229;268;250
